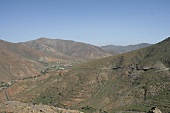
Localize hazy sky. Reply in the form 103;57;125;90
0;0;170;46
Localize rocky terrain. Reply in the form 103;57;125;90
0;101;83;113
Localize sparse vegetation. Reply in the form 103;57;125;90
0;37;170;113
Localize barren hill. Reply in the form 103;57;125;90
22;37;116;60
0;40;46;82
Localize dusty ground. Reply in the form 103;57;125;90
0;101;83;113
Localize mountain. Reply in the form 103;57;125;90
2;37;169;113
0;38;116;82
101;43;151;53
21;37;116;61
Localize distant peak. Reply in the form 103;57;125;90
38;37;49;40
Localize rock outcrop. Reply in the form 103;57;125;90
147;107;162;113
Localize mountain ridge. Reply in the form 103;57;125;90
21;37;116;60
101;43;151;53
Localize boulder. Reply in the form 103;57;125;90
147;107;162;113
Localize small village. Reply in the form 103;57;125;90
40;61;79;75
0;81;14;92
0;61;79;92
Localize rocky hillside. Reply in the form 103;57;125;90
0;40;47;82
1;37;169;113
102;43;151;53
22;37;116;60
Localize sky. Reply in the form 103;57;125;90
0;0;170;46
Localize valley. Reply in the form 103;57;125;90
0;38;116;82
0;37;169;113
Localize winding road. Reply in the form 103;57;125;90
5;89;11;101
